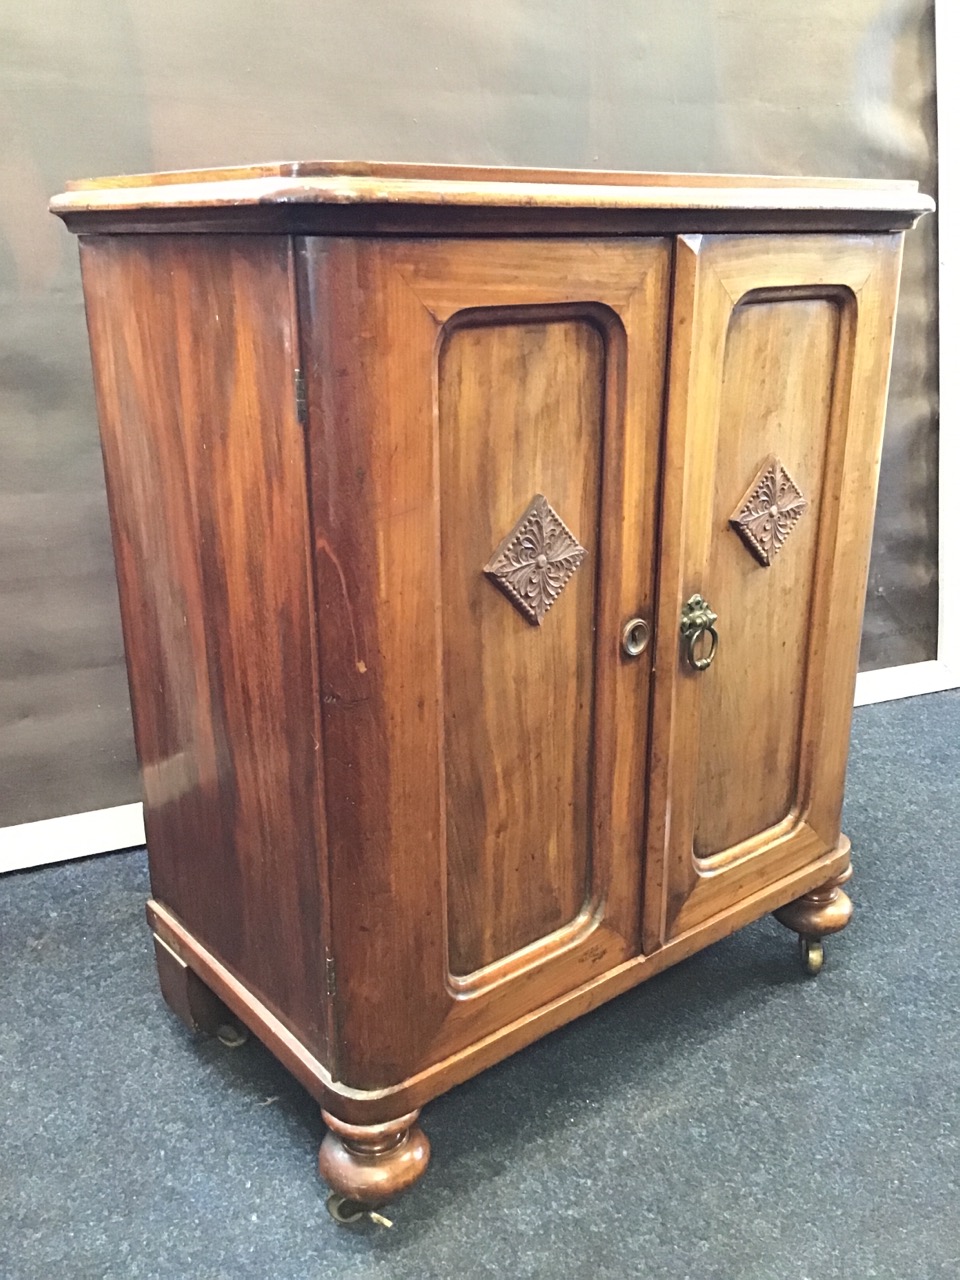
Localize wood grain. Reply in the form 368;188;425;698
80;235;330;1059
146;836;851;1125
694;296;840;857
50;163;933;237
297;237;668;1086
439;317;603;974
63;158;924;191
152;932;230;1035
63;164;926;1210
645;233;905;945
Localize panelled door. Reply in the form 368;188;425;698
299;237;669;1087
645;233;904;947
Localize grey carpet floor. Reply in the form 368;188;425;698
2;691;959;1280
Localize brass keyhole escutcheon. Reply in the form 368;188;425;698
621;616;651;658
680;594;719;671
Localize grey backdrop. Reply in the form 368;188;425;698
0;0;938;826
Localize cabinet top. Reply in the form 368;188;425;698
50;159;934;235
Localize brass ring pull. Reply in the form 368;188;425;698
621;616;650;657
686;624;718;670
680;594;718;671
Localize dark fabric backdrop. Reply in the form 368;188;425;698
0;0;938;825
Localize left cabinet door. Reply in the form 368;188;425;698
298;237;670;1088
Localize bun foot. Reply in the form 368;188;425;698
775;857;853;975
319;1109;430;1219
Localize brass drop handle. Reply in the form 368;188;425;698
680;594;718;671
621;616;651;657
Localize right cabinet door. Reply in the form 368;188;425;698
646;233;904;945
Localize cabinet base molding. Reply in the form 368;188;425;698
147;837;850;1132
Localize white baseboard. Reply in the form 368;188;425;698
854;660;960;707
0;802;145;875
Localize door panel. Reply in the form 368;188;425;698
694;296;839;858
439;317;604;975
646;234;904;946
299;238;669;1085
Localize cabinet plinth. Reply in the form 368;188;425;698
52;161;931;1212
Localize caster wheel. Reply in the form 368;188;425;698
326;1193;366;1224
216;1022;249;1048
325;1194;394;1227
799;936;824;976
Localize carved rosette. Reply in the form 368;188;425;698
730;457;808;567
484;493;587;625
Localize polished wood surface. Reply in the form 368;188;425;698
693;297;839;858
60;163;927;1213
774;859;854;940
146;838;851;1124
644;233;904;947
80;235;331;1060
152;931;229;1036
51;163;933;237
318;1110;431;1208
297;237;669;1087
63;158;925;191
439;318;603;974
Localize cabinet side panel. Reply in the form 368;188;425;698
694;296;840;857
79;235;328;1055
438;317;603;975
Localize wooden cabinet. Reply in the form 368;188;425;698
52;162;932;1216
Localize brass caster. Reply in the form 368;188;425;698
326;1193;365;1224
799;936;824;977
325;1193;394;1228
216;1021;249;1048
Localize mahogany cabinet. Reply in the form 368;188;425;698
51;163;932;1219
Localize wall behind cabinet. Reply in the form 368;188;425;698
0;0;937;826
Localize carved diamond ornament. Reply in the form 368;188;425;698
730;457;808;567
484;494;588;625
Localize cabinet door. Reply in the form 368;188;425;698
298;238;669;1086
646;233;904;945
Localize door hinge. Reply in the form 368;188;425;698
294;367;307;425
324;950;337;999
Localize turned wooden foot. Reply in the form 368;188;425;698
774;861;853;939
774;860;853;974
319;1109;430;1215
